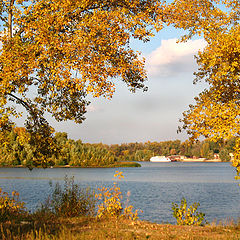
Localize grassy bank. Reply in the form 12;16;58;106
1;217;240;240
108;161;141;168
0;161;141;168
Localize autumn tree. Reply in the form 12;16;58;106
163;0;240;175
0;0;166;167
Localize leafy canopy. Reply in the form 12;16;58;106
0;0;165;166
163;0;239;141
4;0;240;170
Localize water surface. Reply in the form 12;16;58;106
0;162;239;224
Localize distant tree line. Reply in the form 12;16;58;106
106;138;235;162
0;129;116;167
0;128;235;167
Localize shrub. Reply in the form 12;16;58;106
0;188;26;222
172;197;207;226
111;162;141;168
41;176;96;217
95;171;139;220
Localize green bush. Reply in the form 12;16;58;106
41;176;96;218
110;162;141;168
172;197;207;226
219;149;231;162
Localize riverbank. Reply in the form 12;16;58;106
2;216;240;239
1;162;239;239
50;161;141;168
0;161;141;168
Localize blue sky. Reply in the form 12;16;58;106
46;28;207;144
11;27;207;144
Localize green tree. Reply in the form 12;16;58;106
200;142;213;159
219;149;231;162
191;143;201;158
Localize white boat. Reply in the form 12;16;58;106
150;156;171;162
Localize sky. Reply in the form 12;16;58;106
11;27;208;144
45;28;208;144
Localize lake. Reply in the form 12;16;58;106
0;162;240;224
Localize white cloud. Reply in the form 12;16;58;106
86;104;98;112
146;38;207;77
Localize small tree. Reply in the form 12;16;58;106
96;171;139;220
172;198;207;226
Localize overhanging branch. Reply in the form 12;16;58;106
8;93;32;112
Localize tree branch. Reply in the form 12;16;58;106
8;0;15;38
8;93;32;112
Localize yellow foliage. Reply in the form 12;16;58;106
0;0;166;125
113;170;124;180
0;188;26;222
123;205;139;221
233;138;240;180
96;171;139;220
0;0;167;166
163;1;240;177
14;127;30;145
172;197;206;226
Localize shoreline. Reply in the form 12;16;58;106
0;160;228;169
0;161;141;168
180;158;223;162
0;159;231;168
3;216;240;239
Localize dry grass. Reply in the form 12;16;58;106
1;217;240;240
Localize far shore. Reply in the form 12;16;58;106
180;158;223;162
0;159;230;169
